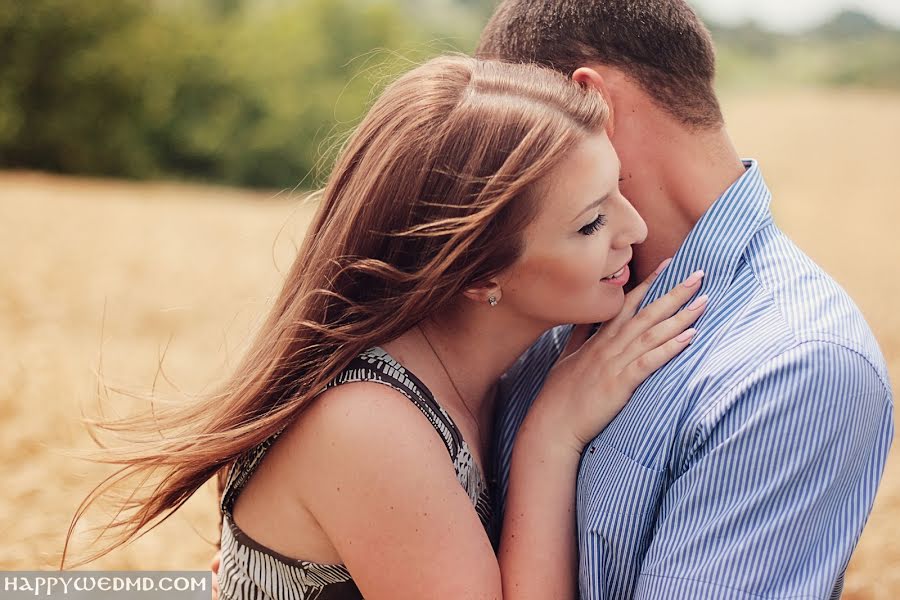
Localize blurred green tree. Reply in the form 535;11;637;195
0;0;455;188
0;1;897;189
0;0;157;175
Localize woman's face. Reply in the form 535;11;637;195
499;131;648;326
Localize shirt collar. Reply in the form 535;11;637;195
638;159;773;311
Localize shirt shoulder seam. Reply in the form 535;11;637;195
692;338;892;429
808;338;891;397
743;241;889;393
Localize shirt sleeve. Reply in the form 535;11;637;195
634;340;894;600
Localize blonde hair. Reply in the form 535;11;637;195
62;53;609;567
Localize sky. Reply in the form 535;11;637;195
689;0;900;31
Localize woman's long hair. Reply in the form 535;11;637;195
61;53;609;567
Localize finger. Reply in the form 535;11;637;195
595;257;672;340
610;268;704;352
621;326;698;389
619;293;707;366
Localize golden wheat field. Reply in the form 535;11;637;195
1;89;899;597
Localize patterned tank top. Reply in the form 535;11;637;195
217;346;495;600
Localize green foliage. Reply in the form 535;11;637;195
0;0;461;188
0;2;896;189
0;1;152;175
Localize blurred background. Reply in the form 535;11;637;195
1;0;898;597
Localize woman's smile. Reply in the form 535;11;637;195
601;263;630;286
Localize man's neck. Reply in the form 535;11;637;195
620;125;746;283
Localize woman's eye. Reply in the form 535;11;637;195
579;214;607;236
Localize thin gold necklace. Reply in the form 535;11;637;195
416;323;482;445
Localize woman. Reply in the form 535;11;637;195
63;55;706;599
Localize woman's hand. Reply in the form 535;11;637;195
500;261;705;600
532;261;707;453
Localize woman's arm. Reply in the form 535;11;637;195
498;267;706;600
233;267;704;600
290;382;504;599
499;420;582;599
209;383;493;600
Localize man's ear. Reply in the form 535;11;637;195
572;67;615;137
462;278;502;307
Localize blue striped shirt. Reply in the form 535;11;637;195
492;160;894;599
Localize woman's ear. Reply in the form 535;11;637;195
462;279;502;308
572;67;615;137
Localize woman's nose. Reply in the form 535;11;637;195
612;195;647;248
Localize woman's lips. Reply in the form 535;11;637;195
601;263;630;286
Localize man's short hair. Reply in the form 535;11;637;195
476;0;723;129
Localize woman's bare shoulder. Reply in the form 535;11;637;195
278;380;453;493
278;381;499;598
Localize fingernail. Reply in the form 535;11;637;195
682;270;704;288
687;294;709;311
676;328;697;343
654;258;673;275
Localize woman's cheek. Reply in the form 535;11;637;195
510;247;603;300
553;261;597;295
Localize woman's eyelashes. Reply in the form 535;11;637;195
578;179;622;236
579;213;607;236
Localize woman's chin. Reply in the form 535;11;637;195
541;293;626;328
591;296;626;323
567;306;623;326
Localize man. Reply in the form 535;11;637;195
478;1;893;598
211;2;893;598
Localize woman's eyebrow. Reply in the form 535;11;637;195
571;159;622;224
571;194;610;224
